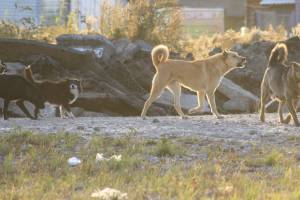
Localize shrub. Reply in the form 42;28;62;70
99;0;183;49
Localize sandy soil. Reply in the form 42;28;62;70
1;114;300;146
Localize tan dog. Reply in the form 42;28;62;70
260;43;300;126
141;45;246;119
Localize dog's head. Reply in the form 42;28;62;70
67;79;82;94
222;50;247;69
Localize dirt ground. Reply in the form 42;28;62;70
1;114;300;147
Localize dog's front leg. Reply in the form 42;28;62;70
59;106;68;119
286;99;300;126
34;108;40;119
206;92;223;119
63;105;75;119
3;99;10;120
188;91;206;115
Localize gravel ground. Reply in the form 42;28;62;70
1;114;300;146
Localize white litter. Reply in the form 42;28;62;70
68;157;81;167
91;188;128;200
96;153;107;162
95;153;122;163
110;155;122;161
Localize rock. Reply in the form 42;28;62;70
185;53;195;61
3;62;26;75
223;99;253;113
134;39;152;52
144;90;211;113
152;118;160;123
113;38;131;55
218;78;259;113
56;34;116;64
56;34;114;48
77;125;85;130
118;42;140;63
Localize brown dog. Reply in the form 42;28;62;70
24;66;82;118
260;43;300;126
141;45;246;119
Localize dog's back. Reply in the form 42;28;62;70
0;74;45;108
264;43;289;97
24;66;81;106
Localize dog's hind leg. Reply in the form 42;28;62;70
141;73;168;118
3;100;10;120
188;90;206;115
286;99;300;126
206;91;223;119
278;101;290;124
167;81;187;119
16;100;35;119
281;99;298;124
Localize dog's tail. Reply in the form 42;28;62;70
151;45;169;70
24;65;35;83
268;43;288;66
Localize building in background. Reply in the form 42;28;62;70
181;8;224;37
257;0;298;30
179;0;247;31
0;0;67;25
247;0;300;31
246;0;261;27
0;0;127;28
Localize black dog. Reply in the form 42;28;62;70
0;74;45;120
24;66;82;118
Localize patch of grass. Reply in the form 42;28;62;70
153;138;185;157
264;150;283;167
1;132;300;199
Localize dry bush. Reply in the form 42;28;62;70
99;0;183;49
181;26;288;59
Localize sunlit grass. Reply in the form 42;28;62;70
0;131;300;199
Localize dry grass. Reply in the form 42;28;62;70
1;1;298;59
180;25;288;59
1;131;300;199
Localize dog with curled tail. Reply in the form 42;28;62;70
260;43;300;126
141;45;246;119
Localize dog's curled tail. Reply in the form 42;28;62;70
151;45;169;70
269;43;288;66
24;65;35;83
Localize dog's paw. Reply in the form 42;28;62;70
188;107;203;115
181;115;189;120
